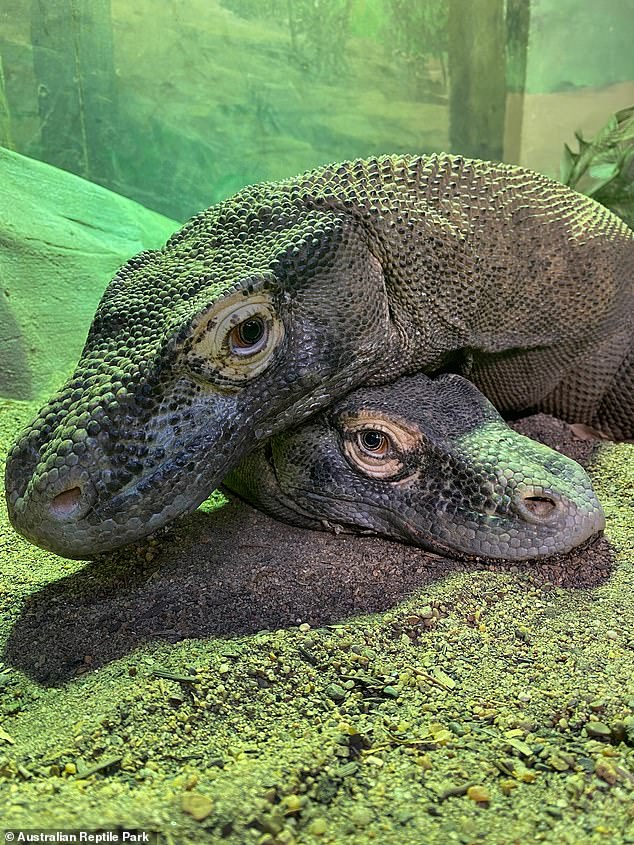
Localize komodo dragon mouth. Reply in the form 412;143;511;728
5;154;632;558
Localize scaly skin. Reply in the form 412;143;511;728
4;155;633;558
225;374;606;560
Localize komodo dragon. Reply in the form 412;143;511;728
225;373;605;560
5;154;633;559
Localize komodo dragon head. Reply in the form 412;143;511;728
226;374;605;560
5;179;397;558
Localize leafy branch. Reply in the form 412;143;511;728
561;106;634;229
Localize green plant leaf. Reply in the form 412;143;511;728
560;106;634;228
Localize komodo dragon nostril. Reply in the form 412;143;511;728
517;491;559;523
521;495;557;519
50;486;83;518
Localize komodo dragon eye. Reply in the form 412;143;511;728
187;291;285;386
340;412;421;481
358;429;389;456
230;317;266;352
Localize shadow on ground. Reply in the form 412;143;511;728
4;491;615;686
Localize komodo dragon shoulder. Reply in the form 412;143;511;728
5;154;632;558
225;373;605;560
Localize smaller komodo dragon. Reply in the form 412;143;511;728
225;373;606;560
5;154;632;558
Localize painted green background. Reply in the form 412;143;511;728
0;148;177;400
0;0;632;399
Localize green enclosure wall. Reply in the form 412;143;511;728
0;0;632;401
1;0;632;223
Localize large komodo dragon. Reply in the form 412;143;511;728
226;373;606;560
5;154;633;559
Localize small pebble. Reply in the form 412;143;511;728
595;759;618;785
308;818;328;836
586;722;611;739
181;792;213;821
282;794;302;814
467;785;490;803
351;807;373;827
325;683;346;702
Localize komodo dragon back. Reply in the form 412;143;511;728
5;154;633;558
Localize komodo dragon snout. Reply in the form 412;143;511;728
226;374;606;560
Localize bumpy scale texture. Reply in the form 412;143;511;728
5;154;633;558
226;373;606;560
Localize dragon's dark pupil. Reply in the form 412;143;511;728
238;318;264;345
361;430;385;451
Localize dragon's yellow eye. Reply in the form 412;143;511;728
186;292;284;386
229;317;267;353
358;429;389;456
340;412;420;481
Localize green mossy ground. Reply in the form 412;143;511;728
1;398;633;844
